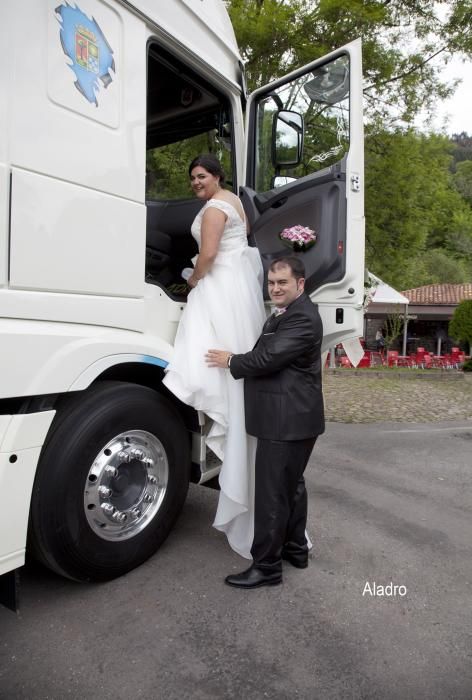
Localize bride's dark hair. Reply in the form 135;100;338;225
189;154;226;186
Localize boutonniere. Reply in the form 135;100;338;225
279;225;317;252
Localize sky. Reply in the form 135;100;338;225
414;2;472;135
430;57;472;135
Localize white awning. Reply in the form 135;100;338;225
368;272;409;305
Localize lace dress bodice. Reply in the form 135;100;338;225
191;199;248;256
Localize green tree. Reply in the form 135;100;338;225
451;132;472;165
449;299;472;353
228;0;472;128
146;133;233;200
384;306;406;353
452;160;472;205
413;249;470;286
365;129;472;288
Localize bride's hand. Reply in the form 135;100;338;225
187;274;199;288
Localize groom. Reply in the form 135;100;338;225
206;255;325;588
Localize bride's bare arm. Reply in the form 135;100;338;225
188;208;226;287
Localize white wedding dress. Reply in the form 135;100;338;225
163;198;266;558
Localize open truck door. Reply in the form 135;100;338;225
241;40;364;350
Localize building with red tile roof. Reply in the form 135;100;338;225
398;284;472;354
402;283;472;306
365;283;472;354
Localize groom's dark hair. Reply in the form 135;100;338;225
269;255;305;281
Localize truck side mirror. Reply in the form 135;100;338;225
271;175;297;189
272;110;304;168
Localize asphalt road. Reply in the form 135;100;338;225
1;420;472;700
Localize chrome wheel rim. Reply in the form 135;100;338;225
84;430;169;541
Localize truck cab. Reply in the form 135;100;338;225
0;0;363;602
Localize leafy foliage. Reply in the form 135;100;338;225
451;132;472;165
228;0;472;128
146;132;232;201
449;300;472;347
452;160;472;205
384;306;406;350
365;130;472;288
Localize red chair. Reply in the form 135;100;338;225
357;351;371;368
431;355;444;368
370;351;384;367
398;354;419;368
340;356;352;368
451;348;462;368
442;354;454;369
416;350;427;368
387;350;399;367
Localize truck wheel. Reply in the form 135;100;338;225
29;381;190;582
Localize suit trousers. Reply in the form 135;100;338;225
251;436;317;573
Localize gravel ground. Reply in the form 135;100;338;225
323;371;472;423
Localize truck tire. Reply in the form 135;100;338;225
29;381;190;582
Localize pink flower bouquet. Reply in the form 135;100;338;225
279;225;317;252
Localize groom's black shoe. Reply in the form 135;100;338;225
225;565;282;589
281;550;309;569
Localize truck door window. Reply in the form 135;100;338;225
145;44;234;299
146;46;233;200
254;54;350;192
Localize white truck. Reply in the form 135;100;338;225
0;0;364;608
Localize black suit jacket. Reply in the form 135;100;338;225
230;293;325;440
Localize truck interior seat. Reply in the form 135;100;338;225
145;200;200;298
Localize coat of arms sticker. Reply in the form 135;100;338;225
55;3;115;106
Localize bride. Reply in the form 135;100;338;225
163;154;266;558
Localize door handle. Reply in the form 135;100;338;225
254;193;288;214
271;197;288;209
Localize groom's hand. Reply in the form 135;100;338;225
206;349;233;369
